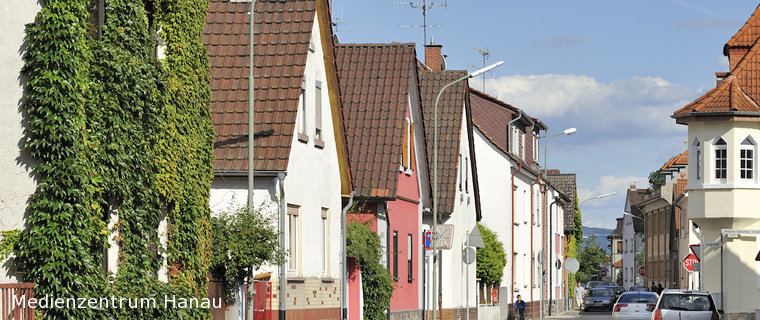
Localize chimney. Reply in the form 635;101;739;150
425;38;443;71
715;72;730;85
629;184;636;190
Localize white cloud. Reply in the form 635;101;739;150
577;175;649;210
478;74;695;140
718;55;729;66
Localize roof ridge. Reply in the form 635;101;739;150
470;88;521;113
336;42;416;48
725;3;760;51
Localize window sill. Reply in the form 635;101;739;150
321;277;335;283
287;277;306;283
297;133;309;143
314;138;325;149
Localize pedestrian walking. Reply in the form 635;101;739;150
573;282;584;310
657;283;664;294
650;281;657;292
513;294;527;320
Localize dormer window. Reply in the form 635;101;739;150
714;138;727;182
740;137;755;180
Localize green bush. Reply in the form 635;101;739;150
346;214;393;320
476;223;506;284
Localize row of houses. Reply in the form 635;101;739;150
0;1;580;320
611;5;760;319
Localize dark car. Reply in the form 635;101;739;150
584;287;616;312
606;285;626;296
628;286;649;292
586;281;609;290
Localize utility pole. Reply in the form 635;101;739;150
394;1;447;45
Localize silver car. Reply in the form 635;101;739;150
651;290;721;320
612;291;658;320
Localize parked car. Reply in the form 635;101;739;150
584;287;616;312
607;285;626;296
612;291;659;320
586;281;609;290
628;286;649;292
651;290;721;320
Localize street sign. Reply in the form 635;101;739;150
599;269;608;278
689;244;701;262
462;247;476;264
436;224;455;250
424;231;432;250
467;225;485;248
683;254;699;272
638;265;645;277
755;249;760;262
705;242;721;248
564;258;580;274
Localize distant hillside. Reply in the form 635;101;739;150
582;226;613;249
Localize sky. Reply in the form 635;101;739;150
332;0;760;229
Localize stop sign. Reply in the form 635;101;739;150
599;269;608;277
638;266;645;277
683;254;699;272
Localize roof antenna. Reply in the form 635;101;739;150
473;47;490;91
394;1;447;45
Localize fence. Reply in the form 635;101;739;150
0;283;35;320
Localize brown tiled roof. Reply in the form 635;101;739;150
205;0;316;172
546;172;577;234
675;178;687;197
726;4;760;49
334;43;418;198
607;218;623;238
673;75;760;115
624;187;649;213
419;70;468;214
660;150;688;172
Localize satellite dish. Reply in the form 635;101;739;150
564;258;580;274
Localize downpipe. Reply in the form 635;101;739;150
341;192;354;320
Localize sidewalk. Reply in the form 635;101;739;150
544;309;582;319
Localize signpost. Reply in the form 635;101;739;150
689;244;701;262
424;231;432;250
683;254;699;272
638;265;645;277
599;269;608;278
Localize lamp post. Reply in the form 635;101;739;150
541;127;576;318
623;212;645;287
579;193;616;209
431;61;503;320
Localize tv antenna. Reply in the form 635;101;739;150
329;0;348;33
393;1;447;45
473;47;490;91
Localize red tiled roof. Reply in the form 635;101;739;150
419;70;468;214
660;150;688;172
613;259;623;268
334;43;418;198
673;75;760;115
205;0;316;172
726;4;760;49
675;178;687;197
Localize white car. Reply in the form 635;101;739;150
651;290;721;320
612;291;658;320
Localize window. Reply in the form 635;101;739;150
465;157;469;193
315;81;323;141
321;208;329;275
533;135;539;163
714;138;727;181
740;137;755;180
401;118;414;172
393;231;398;281
617;241;623;254
298;84;307;137
458;154;463;191
519;131;525;160
407;234;413;282
694;139;703;182
287;205;300;272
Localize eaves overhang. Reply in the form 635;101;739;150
672;111;760;124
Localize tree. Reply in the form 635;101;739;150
476;223;507;284
649;170;665;192
575;234;607;283
209;205;286;304
346;214;393;320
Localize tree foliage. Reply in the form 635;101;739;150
575;234;607;283
476;223;506;285
15;0;213;318
346;213;393;320
649;170;665;192
209;205;286;305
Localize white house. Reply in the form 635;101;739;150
205;0;352;319
0;2;40;284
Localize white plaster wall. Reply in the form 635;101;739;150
0;2;40;283
423;109;478;312
621;215;644;289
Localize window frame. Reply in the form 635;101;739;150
315;81;323;142
287;204;300;273
392;231;399;281
740;137;755;181
713;138;727;183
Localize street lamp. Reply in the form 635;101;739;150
541;127;576;317
432;61;503;320
623;212;645;287
579;192;616;209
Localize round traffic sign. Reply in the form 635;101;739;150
599;269;608;277
462;247;476;265
638;265;646;277
683;254;698;272
564;258;580;274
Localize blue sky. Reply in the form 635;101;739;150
333;1;759;229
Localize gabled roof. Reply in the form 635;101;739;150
206;0;316;172
468;89;543;176
725;4;760;52
660;150;688;172
546;171;577;234
623;186;649;213
607;218;623;239
418;70;468;214
673;75;760;115
334;43;418;198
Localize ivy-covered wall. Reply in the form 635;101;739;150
15;0;213;318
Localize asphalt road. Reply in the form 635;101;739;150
577;310;612;320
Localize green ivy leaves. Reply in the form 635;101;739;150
346;211;394;320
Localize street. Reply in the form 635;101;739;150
578;310;612;320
